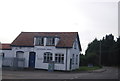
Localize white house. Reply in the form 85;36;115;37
0;44;14;67
1;32;82;71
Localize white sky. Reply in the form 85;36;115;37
0;0;119;54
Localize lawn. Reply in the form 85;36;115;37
76;66;102;71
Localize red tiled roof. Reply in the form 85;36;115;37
11;32;82;51
0;43;11;50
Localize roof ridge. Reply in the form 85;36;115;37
21;32;78;33
1;43;11;45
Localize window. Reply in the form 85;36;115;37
74;41;77;49
44;52;52;63
35;37;44;46
55;53;64;64
46;37;55;46
76;55;78;65
72;54;74;64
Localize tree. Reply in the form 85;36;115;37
84;38;100;66
100;34;116;66
80;34;118;66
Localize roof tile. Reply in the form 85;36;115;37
0;44;11;50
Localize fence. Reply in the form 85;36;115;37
2;57;25;70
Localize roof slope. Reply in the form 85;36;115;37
11;32;82;51
0;43;11;50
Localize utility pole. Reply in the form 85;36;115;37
99;40;101;66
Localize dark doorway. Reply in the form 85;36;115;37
29;52;36;68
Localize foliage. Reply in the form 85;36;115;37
80;34;119;66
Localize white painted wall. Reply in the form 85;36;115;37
12;46;67;70
0;49;14;66
0;50;13;58
68;38;81;70
34;46;67;70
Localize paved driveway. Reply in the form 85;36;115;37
2;67;119;79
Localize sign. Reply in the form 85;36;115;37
48;61;54;72
36;48;52;50
88;64;93;67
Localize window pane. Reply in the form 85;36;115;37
39;38;44;45
55;57;57;62
55;54;57;56
58;56;60;63
44;57;46;62
74;41;77;49
52;38;55;44
62;57;64;63
50;54;52;56
72;54;74;64
35;38;37;45
41;38;44;44
50;57;52;61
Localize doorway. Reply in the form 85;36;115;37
29;52;36;68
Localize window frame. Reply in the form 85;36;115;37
43;52;53;63
55;53;64;64
35;37;44;46
72;54;74;64
46;37;55;46
76;55;78;65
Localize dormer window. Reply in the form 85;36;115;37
35;37;44;46
46;37;55;46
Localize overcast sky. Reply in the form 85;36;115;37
0;0;119;54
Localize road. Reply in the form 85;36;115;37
2;67;119;79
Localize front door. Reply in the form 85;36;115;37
29;52;36;68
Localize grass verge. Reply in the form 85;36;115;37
76;66;102;71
